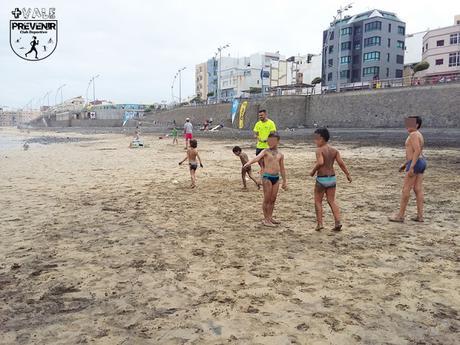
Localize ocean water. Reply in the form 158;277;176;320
0;133;21;151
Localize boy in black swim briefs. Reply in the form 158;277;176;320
244;133;287;227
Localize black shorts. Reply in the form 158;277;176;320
189;163;198;170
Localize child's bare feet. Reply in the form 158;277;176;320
191;184;196;189
315;224;324;231
262;219;276;227
257;183;261;190
410;216;424;222
242;187;248;192
332;223;342;232
388;214;404;223
270;218;281;224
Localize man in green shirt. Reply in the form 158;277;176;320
253;109;277;170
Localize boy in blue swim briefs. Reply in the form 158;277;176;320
244;133;287;227
309;128;352;232
389;116;427;223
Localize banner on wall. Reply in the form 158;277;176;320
122;111;136;126
238;101;248;129
231;99;239;124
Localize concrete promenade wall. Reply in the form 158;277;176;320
146;83;460;129
307;83;460;128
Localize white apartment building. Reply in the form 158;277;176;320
421;16;460;78
195;62;208;100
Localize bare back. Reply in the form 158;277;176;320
317;145;338;176
187;148;198;163
405;130;424;161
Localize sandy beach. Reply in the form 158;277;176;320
1;128;459;345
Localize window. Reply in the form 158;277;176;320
340;70;350;79
365;21;382;32
354;27;362;35
387;53;390;62
329;46;334;54
363;66;380;77
396;55;404;64
353;42;361;50
340;56;351;64
330;31;335;40
341;41;351;51
388;38;391;48
328;59;333;67
398;26;405;35
364;36;381;47
450;33;459;45
363;51;380;61
437;40;445;47
425;43;428;50
435;59;443;65
386;68;389;78
395;69;403;78
449;52;460;67
341;27;352;36
388;23;391;32
397;40;404;49
327;72;333;81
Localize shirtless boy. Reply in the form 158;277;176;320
179;139;203;188
309;128;352;232
232;146;261;190
244;133;287;227
389;116;426;222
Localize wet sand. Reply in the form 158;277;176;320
1;128;459;344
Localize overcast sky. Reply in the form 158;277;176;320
0;0;458;108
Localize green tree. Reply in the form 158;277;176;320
413;61;429;74
311;77;322;85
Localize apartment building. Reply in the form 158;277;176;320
322;9;406;90
421;16;460;78
195;62;208;100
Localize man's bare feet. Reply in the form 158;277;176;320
332;223;342;232
270;218;281;224
410;216;424;222
315;224;324;231
388;215;404;223
262;219;276;227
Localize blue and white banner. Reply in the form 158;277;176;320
231;99;239;124
122;111;136;126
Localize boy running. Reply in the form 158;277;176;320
232;146;261;190
179;139;203;188
244;133;287;227
309;128;352;232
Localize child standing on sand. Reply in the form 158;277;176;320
232;146;261;190
310;128;352;232
244;133;287;227
171;127;178;145
179;139;203;188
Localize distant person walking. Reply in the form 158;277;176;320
253;109;277;172
183;118;193;149
389;116;427;223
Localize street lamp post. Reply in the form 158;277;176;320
216;44;230;103
55;84;66;105
176;67;186;104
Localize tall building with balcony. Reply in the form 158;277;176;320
321;9;406;90
195;62;208;101
420;16;460;78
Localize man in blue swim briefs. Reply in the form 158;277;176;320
309;128;352;232
244;133;287;227
390;116;427;223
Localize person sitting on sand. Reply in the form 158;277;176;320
309;128;352;232
179;139;203;188
244;133;287;227
232;146;261;190
389;116;426;223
